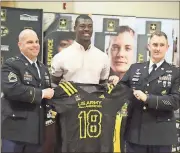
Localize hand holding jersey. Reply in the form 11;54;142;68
108;75;120;86
133;89;148;102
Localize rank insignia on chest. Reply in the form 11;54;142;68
24;72;33;81
132;78;139;82
159;74;172;82
163;81;167;87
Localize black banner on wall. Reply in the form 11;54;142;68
43;31;75;72
43;13;75;71
1;7;43;65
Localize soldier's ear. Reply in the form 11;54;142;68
18;42;23;50
18;42;21;49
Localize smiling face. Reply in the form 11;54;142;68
74;18;93;42
110;31;134;73
18;30;40;61
148;35;169;63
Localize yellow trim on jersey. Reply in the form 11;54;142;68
59;82;77;96
113;113;123;153
66;82;78;93
107;84;114;94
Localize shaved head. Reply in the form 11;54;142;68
18;29;40;61
19;29;37;42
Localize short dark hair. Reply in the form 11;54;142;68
116;25;135;36
149;31;168;40
75;14;92;26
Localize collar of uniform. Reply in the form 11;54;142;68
149;59;164;70
73;41;92;51
21;52;37;65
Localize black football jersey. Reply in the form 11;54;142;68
49;82;132;152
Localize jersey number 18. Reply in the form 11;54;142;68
78;110;102;139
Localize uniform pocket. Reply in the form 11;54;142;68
9;110;28;119
3;110;28;120
156;111;175;122
1;97;27;120
156;116;175;122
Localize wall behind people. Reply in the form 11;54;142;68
73;2;179;19
172;20;179;66
13;1;179;65
1;1;16;7
14;2;179;19
15;2;74;13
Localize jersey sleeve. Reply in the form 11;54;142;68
48;81;79;113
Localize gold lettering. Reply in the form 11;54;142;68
47;39;53;67
138;54;144;63
86;101;101;105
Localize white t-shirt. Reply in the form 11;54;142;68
51;41;110;84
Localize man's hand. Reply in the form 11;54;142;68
133;89;147;102
108;75;119;86
42;88;54;99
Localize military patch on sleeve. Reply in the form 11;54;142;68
8;72;18;82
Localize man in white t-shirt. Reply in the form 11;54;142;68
51;14;115;85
